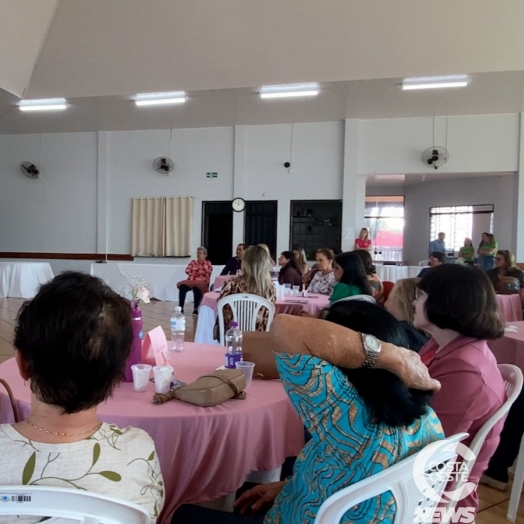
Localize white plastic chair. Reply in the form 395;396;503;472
314;433;468;524
0;485;150;523
217;293;275;345
445;364;522;519
332;295;376;304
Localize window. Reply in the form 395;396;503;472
365;196;404;261
429;204;494;254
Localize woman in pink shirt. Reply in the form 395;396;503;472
354;227;372;252
177;246;213;315
414;264;506;518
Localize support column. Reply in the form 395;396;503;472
232;126;247;247
341;119;366;252
96;131;109;256
515;114;524;261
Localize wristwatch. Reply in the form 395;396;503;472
360;333;382;369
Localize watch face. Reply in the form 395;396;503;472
363;334;381;352
232;198;245;212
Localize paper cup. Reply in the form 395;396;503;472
153;365;174;394
235;361;255;388
131;364;152;392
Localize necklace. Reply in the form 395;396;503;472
26;419;102;437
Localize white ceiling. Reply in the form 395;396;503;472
1;0;524;133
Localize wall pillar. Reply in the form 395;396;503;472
515;114;524;261
96;131;109;256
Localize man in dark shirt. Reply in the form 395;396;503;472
417;251;446;278
221;244;245;275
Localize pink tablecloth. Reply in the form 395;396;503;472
213;274;235;290
496;294;522;323
0;344;304;524
202;291;330;317
488;321;524;374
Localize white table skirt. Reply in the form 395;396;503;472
375;265;423;282
0;262;54;299
90;263;224;302
194;305;220;345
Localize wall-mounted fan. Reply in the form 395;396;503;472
152;157;174;175
421;147;449;170
20;161;40;179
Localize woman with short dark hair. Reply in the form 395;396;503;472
415;264;506;518
353;248;384;301
330;251;374;302
278;251;302;287
0;272;164;522
486;249;524;301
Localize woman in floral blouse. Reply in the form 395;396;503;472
177;247;213;315
214;245;276;341
307;248;336;295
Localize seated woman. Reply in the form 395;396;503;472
0;272;164;523
292;246;310;277
353;248;384;301
415;264;506;518
278;251;302;287
486;249;524;300
177;246;213;315
173;307;442;523
221;243;245;275
307;248;336;295
330;251;374;303
384;277;429;352
214;246;276;340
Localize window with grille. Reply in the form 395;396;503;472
365;196;404;262
429;204;494;254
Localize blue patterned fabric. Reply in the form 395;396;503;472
264;354;444;524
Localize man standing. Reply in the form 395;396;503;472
428;232;446;256
220;243;245;275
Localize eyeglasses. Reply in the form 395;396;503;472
495;257;504;261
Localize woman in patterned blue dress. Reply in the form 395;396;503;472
172;305;443;524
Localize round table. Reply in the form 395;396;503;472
488;321;524;374
496;294;522;323
195;292;330;344
0;343;304;524
213;274;235;290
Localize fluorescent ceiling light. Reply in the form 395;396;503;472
19;98;67;111
260;83;319;99
134;92;186;106
402;75;469;90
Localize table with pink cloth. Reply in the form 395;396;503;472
213;274;235;290
195;291;330;344
496;294;522;323
0;343;304;524
488;321;524;374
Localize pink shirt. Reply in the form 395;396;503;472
355;238;372;249
419;336;506;515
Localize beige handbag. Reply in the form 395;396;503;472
172;369;246;407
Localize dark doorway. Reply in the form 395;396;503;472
244;201;278;260
202;201;233;265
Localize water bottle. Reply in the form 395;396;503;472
170;306;186;352
224;321;243;369
125;301;143;382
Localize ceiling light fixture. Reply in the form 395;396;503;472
134;92;186;106
260;83;319;99
402;75;469;90
18;98;67;111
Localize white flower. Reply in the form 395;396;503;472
134;285;151;304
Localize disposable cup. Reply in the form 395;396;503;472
131;364;152;392
235;361;255;388
153;365;174;394
283;283;292;296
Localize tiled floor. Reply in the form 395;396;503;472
0;297;522;523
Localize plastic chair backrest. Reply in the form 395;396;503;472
217;293;275;345
0;485;150;523
332;295;376;305
445;363;523;511
314;433;468;524
381;281;395;302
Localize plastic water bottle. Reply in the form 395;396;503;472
224;321;243;369
125;301;143;382
170;306;186;352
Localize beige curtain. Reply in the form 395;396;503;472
131;197;193;257
165;197;193;256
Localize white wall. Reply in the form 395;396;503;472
0;115;522;273
368;175;516;264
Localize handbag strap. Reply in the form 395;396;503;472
200;375;240;397
0;378;21;423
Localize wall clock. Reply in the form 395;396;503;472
232;198;246;212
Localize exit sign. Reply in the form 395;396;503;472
206;172;218;178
